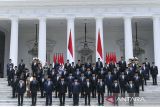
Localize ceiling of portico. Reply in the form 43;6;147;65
0;18;153;39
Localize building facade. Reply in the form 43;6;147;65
0;0;160;77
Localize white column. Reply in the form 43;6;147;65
9;18;19;66
96;17;104;63
124;17;133;62
38;17;46;66
153;16;160;76
67;17;75;63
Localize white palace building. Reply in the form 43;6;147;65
0;0;160;77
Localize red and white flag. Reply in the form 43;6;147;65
67;29;74;63
96;29;104;62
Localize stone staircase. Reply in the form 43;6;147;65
0;78;160;106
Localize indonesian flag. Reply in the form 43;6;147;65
67;28;74;63
96;29;104;62
68;30;73;57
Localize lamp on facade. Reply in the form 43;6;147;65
28;24;38;56
133;22;145;57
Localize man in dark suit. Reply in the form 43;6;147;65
85;68;92;79
84;78;92;105
112;80;120;106
119;72;127;97
85;60;92;69
64;60;71;73
58;77;67;106
142;63;149;85
109;60;116;73
105;71;113;96
31;59;38;76
91;73;97;98
54;73;61;98
8;65;15;86
72;79;81;106
138;68;144;91
118;56;126;73
17;79;26;106
18;59;25;77
30;76;39;106
133;73;140;97
54;60;60;72
127;80;135;106
97;78;105;106
150;62;158;85
44;76;54;106
11;75;19;98
7;59;14;78
67;73;74;98
76;60;82;70
96;58;103;71
79;73;86;98
144;58;150;79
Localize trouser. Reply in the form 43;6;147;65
31;93;37;105
55;89;58;98
152;76;157;85
68;87;72;98
120;85;125;96
98;93;104;105
85;93;90;105
141;80;144;91
12;87;16;98
92;86;96;98
135;86;139;97
40;88;44;98
18;94;24;106
73;93;79;105
129;93;134;106
113;93;119;106
107;86;112;96
81;86;85;98
59;93;65;105
46;93;52;106
144;78;147;85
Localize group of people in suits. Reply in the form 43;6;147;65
6;57;158;106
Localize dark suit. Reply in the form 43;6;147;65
109;63;115;72
44;80;54;106
151;66;158;85
17;81;26;106
79;76;86;98
105;75;113;95
97;82;105;105
58;81;67;106
8;68;15;86
85;62;92;69
127;84;135;106
72;82;81;106
31;63;38;76
64;63;71;73
142;66;149;85
91;76;97;98
11;77;19;98
67;76;74;98
84;82;92;105
133;76;140;96
119;75;127;96
18;63;25;76
96;61;103;71
30;80;39;106
118;61;126;72
112;83;120;106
